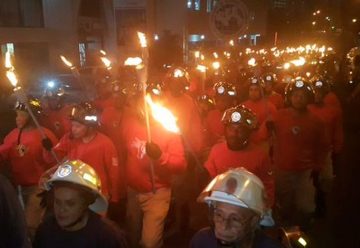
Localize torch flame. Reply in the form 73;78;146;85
290;57;306;67
5;51;12;69
60;55;73;68
137;32;147;48
6;71;18;87
212;61;221;70
124;57;143;66
196;65;207;73
145;95;180;134
248;58;256;67
100;57;112;69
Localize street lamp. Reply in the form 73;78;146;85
352;18;357;23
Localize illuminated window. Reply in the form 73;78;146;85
194;0;200;10
187;0;192;9
79;43;86;67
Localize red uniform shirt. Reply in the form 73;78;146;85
93;98;115;112
0;127;58;185
308;104;344;153
100;106;127;198
48;132;120;202
267;91;284;110
164;92;204;153
242;99;277;125
120;111;187;193
204;142;274;207
204;109;224;146
324;92;341;111
41;105;72;139
272;108;329;171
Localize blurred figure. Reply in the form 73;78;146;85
308;76;344;217
190;168;283;248
267;78;329;229
0;97;58;237
41;81;72;139
34;160;128;248
119;88;187;248
0;174;31;248
242;77;277;126
43;102;121;216
204;105;274;216
262;73;284;110
204;81;237;146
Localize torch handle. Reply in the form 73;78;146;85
140;46;156;194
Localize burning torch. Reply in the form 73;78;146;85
137;31;156;193
5;52;60;163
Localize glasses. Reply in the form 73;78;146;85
213;209;253;229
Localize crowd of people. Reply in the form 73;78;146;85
1;43;356;248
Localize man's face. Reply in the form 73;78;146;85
248;85;262;101
224;124;251;150
53;186;88;229
213;202;258;243
290;89;308;110
71;121;88;139
16;111;29;129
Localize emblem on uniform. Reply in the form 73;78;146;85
266;75;272;81
251;78;258;84
225;177;238;194
131;137;147;159
16;144;28;157
57;164;72;178
291;126;301;135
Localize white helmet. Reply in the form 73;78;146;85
198;167;265;216
39;160;108;214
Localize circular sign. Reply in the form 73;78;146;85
210;0;249;39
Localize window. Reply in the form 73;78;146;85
187;0;201;11
0;0;43;27
194;0;201;11
79;43;86;67
187;0;192;9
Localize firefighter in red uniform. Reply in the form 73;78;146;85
242;77;277;146
99;80;128;224
242;77;277;126
162;67;204;154
93;69;115;112
262;73;284;110
308;76;344;216
162;67;204;236
40;81;71;139
204;105;275;224
267;77;329;229
43;102;121;217
204;81;237;146
119;84;187;248
0;97;58;237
